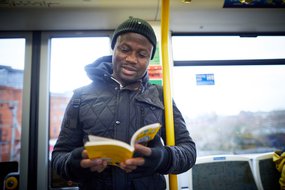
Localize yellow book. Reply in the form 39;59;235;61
84;123;161;166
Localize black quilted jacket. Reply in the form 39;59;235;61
52;55;196;190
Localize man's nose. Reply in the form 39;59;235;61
125;52;137;63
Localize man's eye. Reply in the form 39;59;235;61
119;46;129;52
138;52;149;59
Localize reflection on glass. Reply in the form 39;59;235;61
0;39;25;162
173;65;285;156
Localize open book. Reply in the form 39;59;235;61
84;123;161;166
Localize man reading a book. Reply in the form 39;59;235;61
52;17;196;190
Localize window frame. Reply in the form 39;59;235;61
171;33;285;157
39;31;113;190
0;32;33;190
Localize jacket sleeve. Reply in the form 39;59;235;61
162;100;197;174
51;92;88;181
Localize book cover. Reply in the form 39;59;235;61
84;123;161;166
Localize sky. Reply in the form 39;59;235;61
0;39;25;70
49;37;111;93
172;36;285;61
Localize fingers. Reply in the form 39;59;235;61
134;143;152;156
119;157;145;173
79;145;152;174
90;160;108;173
120;161;137;173
81;150;89;159
118;144;151;173
80;158;108;173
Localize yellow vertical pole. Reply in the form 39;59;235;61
161;0;178;190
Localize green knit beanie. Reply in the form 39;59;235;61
111;17;157;60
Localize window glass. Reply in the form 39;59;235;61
0;38;25;162
172;36;285;156
173;65;285;156
172;36;285;61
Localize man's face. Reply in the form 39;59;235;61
112;32;153;85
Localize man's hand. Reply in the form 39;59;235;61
80;149;108;173
120;142;171;175
119;144;151;173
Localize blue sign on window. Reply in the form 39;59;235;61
196;74;215;85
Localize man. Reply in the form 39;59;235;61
52;17;196;190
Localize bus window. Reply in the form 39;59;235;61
0;38;25;189
173;65;285;156
0;38;25;163
172;35;285;156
